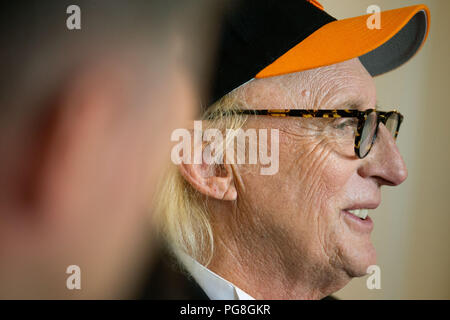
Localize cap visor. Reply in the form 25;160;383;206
255;4;430;78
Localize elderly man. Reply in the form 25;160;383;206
157;0;430;299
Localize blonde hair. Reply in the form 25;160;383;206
155;92;249;266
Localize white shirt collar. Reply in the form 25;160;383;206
175;250;255;300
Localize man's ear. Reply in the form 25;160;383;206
178;161;237;201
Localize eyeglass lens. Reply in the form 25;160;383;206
359;111;400;158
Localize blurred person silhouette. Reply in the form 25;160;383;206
0;0;221;299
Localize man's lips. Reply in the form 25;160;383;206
346;208;369;219
342;209;374;232
341;202;379;232
343;202;380;219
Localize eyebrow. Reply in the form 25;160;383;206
331;101;364;111
336;99;379;111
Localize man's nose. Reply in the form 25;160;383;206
357;124;408;186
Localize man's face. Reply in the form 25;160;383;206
232;58;408;283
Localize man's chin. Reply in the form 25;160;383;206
341;242;377;278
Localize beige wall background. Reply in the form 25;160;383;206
320;0;450;299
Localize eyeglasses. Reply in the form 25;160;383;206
230;109;404;159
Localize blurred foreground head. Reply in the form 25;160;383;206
0;0;220;298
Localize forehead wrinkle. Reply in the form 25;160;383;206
266;75;303;109
236;59;375;111
316;81;369;111
236;67;320;109
308;66;374;111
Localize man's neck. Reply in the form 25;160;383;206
207;235;348;300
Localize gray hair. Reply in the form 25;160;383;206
155;92;250;265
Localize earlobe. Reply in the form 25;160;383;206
178;162;237;201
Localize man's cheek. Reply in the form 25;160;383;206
300;155;336;199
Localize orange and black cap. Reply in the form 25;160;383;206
208;0;430;105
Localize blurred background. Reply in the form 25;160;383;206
321;0;450;300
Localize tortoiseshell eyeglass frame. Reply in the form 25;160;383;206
229;109;404;159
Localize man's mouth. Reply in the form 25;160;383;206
346;209;369;220
341;204;378;232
